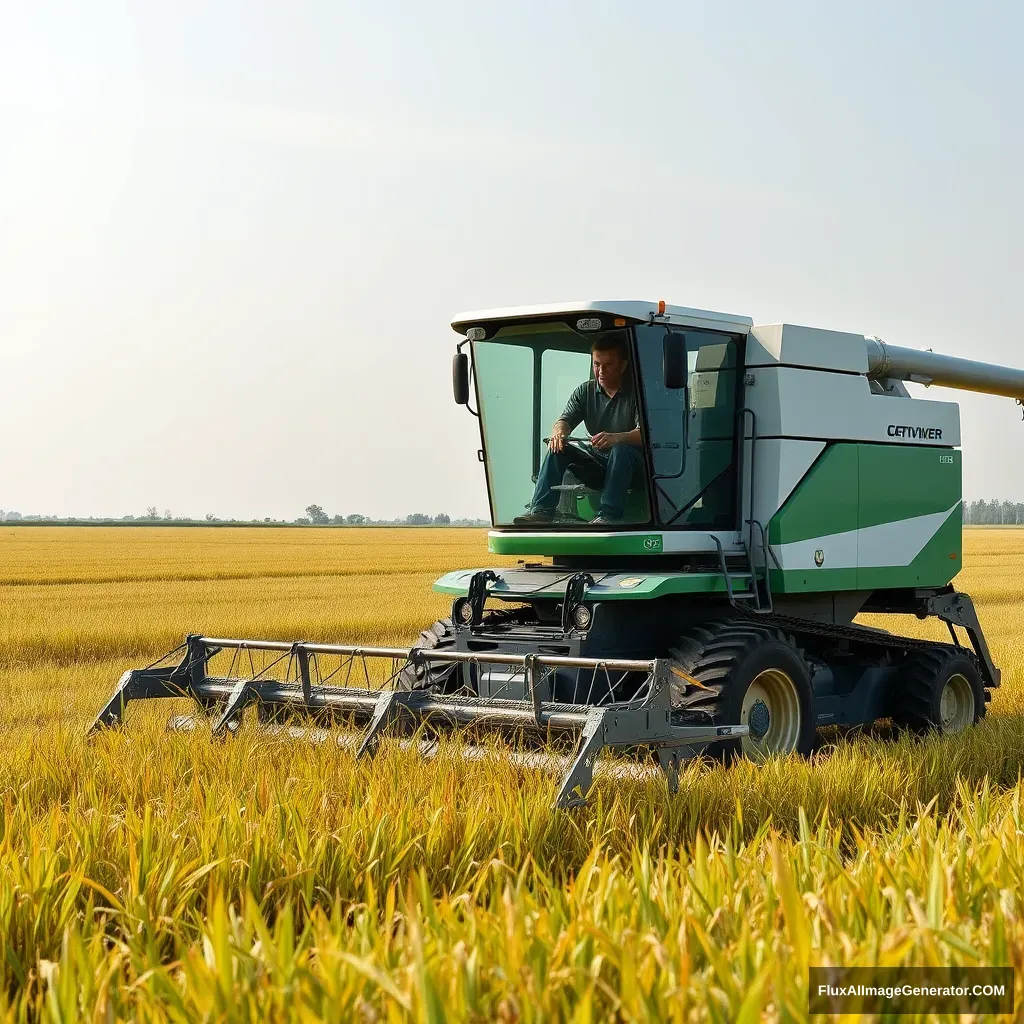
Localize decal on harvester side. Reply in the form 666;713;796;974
618;577;645;588
814;549;825;567
642;536;663;551
887;424;943;440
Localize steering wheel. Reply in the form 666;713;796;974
544;436;605;463
563;437;604;462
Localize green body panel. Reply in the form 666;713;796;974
767;566;861;592
768;511;962;593
768;445;860;543
767;443;962;594
488;531;665;556
433;568;744;600
857;444;962;530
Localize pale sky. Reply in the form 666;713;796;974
2;0;1021;520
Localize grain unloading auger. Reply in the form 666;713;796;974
92;300;1024;806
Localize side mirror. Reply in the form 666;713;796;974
452;351;470;405
663;331;688;389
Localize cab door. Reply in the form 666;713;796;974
634;326;741;529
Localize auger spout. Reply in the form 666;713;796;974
866;337;1024;402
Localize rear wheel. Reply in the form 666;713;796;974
891;647;985;735
670;620;816;761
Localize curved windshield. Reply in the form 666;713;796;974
473;323;653;528
471;321;740;530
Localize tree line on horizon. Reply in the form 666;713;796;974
5;499;1022;527
298;505;464;526
0;504;487;526
962;499;1024;525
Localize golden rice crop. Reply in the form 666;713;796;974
1;525;1023;1021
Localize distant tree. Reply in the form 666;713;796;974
332;514;345;525
963;499;1024;525
145;506;159;520
205;513;217;521
405;513;432;525
433;513;451;525
4;511;20;521
346;514;367;525
163;509;172;520
295;517;311;525
305;504;330;525
121;514;135;521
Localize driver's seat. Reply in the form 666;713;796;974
551;470;601;522
551;468;646;524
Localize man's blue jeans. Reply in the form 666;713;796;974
529;443;644;520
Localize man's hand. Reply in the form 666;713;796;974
548;427;568;453
591;431;620;451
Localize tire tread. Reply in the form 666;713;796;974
669;618;814;758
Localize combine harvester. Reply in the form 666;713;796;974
91;301;1024;805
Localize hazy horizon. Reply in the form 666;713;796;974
3;1;1022;521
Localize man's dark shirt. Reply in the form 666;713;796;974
559;377;640;437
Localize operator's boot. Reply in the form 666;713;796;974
513;509;557;526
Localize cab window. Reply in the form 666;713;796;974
634;325;739;529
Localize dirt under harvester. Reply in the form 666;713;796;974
89;633;747;807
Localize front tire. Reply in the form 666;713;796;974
670;620;816;760
394;618;463;693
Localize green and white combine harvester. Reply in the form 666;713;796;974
92;301;1024;805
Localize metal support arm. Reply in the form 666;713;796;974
925;591;1001;689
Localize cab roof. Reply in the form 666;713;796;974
451;300;753;336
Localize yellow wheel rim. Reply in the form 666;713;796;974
939;673;974;734
740;668;803;759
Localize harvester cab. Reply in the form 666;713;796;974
92;299;1024;806
450;302;745;533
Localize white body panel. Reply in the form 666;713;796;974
744;438;826;532
737;321;961;538
746;323;869;373
743;367;961;447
